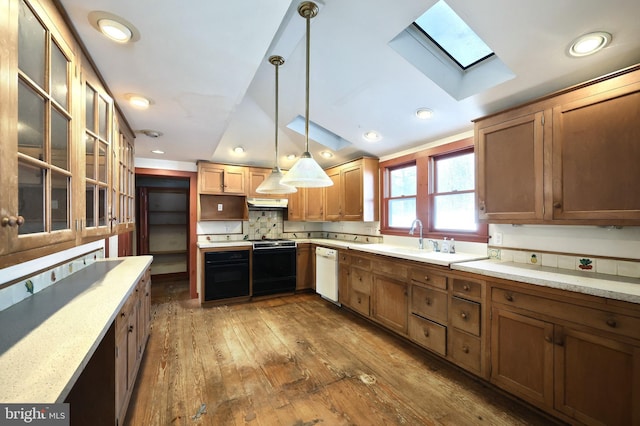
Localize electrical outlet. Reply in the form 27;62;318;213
494;232;503;245
217;203;223;211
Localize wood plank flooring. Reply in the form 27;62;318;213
125;280;560;425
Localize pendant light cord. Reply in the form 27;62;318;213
304;10;311;153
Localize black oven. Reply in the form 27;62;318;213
204;250;250;301
252;240;297;297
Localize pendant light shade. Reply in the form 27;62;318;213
256;55;297;194
280;1;333;188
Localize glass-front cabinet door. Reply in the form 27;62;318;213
82;80;113;237
0;0;77;259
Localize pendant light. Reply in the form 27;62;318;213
280;1;333;188
256;55;297;194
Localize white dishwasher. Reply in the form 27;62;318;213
315;246;339;304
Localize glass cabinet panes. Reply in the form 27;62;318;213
15;0;73;239
84;81;112;231
18;161;45;235
86;85;95;129
50;41;68;109
51;172;69;231
51;108;68;170
18;0;45;87
17;79;44;158
85;135;95;179
86;185;95;228
98;141;107;182
98;96;108;139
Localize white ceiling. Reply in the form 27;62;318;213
58;0;640;169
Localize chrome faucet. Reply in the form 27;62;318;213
409;219;424;249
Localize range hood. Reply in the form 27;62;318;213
246;198;289;209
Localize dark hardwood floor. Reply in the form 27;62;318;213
125;280;559;425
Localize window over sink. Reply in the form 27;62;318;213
380;137;488;242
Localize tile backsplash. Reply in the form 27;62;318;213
0;248;104;312
488;248;640;279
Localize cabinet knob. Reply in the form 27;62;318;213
425;297;432;306
357;296;362;304
505;293;514;302
606;318;617;328
424;275;429;281
553;202;562;208
1;215;25;227
461;345;470;354
463;284;470;291
423;328;430;337
544;335;552;343
460;311;468;320
479;201;485;211
128;325;134;333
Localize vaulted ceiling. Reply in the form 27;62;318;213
58;0;640;169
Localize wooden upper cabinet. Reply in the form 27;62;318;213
322;157;379;222
198;162;246;195
475;64;640;225
248;167;282;199
476;112;545;222
304;187;324;221
0;0;78;263
324;166;342;221
287;189;304;221
551;81;640;221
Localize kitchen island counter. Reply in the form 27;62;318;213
0;256;153;403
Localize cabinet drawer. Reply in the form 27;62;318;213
411;285;447;323
351;255;371;270
450;297;481;336
452;278;482;300
373;260;407;279
409;314;446;356
492;287;640;341
449;328;481;374
350;268;371;294
409;267;447;290
116;293;135;332
351;289;370;316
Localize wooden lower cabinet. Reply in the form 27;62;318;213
408;314;446;356
115;269;151;426
296;243;314;291
491;307;554;407
372;275;408;334
490;281;640;425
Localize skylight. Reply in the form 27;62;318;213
413;0;494;70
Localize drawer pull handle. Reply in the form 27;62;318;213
544;335;552;343
505;294;514;302
553;202;562;209
121;312;126;318
460;311;468;320
128;325;134;333
425;297;432;306
463;284;470;291
424;275;429;281
423;329;430;337
606;318;617;328
357;296;362;304
462;345;469;354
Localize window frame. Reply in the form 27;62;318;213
380;137;488;243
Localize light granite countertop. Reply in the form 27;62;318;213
451;259;640;304
0;255;153;403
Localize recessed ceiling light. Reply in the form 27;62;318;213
233;146;245;154
568;31;612;57
286;154;297;161
415;108;433;119
127;94;151;109
320;151;333;159
363;130;382;142
98;18;132;42
88;11;140;43
151;149;164;154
